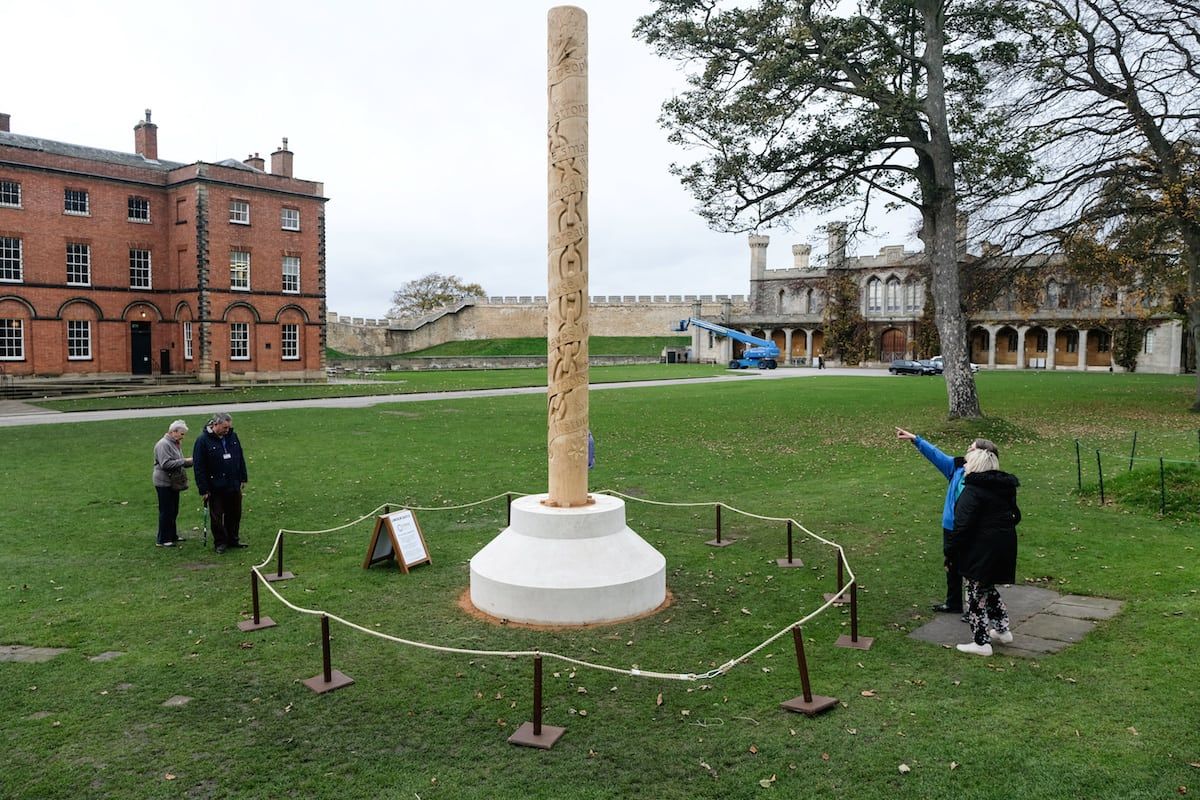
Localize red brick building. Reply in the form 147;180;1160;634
0;111;327;380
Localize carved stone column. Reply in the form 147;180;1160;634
546;6;589;508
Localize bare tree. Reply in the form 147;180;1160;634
979;0;1200;404
637;0;1039;418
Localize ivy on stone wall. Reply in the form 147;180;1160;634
822;273;873;364
1112;318;1154;372
914;293;941;359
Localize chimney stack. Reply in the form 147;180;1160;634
270;137;293;178
244;152;265;171
0;113;10;133
134;109;158;160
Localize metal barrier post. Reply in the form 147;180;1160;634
780;626;837;716
835;581;874;650
237;569;276;631
264;533;295;582
508;654;565;749
303;614;354;694
777;519;803;567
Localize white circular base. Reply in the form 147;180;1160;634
469;493;666;625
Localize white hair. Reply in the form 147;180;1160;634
168;419;189;433
963;447;999;475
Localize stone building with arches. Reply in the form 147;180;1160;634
0;111;326;380
689;229;1185;374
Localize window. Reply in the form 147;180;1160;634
0;180;20;208
904;280;922;311
64;188;89;215
282;256;300;293
176;197;187;224
1066;331;1078;353
885;278;901;312
0;319;23;359
1007;331;1018;351
67;243;90;285
67;320;91;360
281;323;300;360
1096;332;1111;353
0;236;21;282
866;278;882;312
229;199;250;224
1046;280;1060;309
128;196;150;222
230;250;250;290
281;207;300;231
1144;329;1155;354
230;322;249;360
183;321;193;361
1035;331;1048;352
129;249;152;289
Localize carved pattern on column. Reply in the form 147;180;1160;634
546;6;590;507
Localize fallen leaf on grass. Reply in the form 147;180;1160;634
821;753;830;762
898;764;911;774
656;692;663;707
749;744;758;754
950;761;959;770
758;774;777;788
1127;727;1139;736
164;774;176;781
860;690;877;697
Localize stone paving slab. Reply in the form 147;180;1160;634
1045;601;1121;621
1018;613;1096;643
908;585;1121;657
0;645;70;663
162;695;192;707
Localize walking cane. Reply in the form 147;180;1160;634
201;500;210;549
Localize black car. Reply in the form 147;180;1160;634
918;359;941;375
889;359;924;375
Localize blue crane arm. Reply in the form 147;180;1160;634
678;317;774;348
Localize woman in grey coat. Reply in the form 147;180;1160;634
152;420;194;547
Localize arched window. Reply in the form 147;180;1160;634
885;278;901;312
1144;329;1156;354
904;279;922;311
804;288;813;314
777;289;785;315
866;278;882;312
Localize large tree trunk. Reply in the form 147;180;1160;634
920;1;982;419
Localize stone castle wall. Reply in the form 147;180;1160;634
328;295;750;356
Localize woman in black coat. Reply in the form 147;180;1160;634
949;447;1021;656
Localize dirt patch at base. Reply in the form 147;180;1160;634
457;588;673;631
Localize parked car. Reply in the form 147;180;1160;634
929;356;979;373
889;359;925;375
917;359;941;375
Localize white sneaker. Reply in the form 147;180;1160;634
956;642;993;656
988;629;1014;644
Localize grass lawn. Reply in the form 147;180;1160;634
33;363;728;412
1;371;1197;799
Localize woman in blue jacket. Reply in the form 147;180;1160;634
895;428;999;614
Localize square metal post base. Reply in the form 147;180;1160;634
264;571;295;583
823;592;849;605
508;722;566;749
776;558;804;568
835;634;875;650
780;694;838;716
237;616;277;632
303;670;354;694
705;537;736;548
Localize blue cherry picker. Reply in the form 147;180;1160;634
673;317;780;369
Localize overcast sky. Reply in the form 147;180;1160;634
7;1;917;318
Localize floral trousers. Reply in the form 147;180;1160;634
965;580;1011;646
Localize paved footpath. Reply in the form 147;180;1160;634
0;367;889;428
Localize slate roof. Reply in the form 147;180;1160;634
0;130;188;170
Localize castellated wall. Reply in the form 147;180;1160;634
328;296;749;356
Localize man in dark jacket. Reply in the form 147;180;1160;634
192;412;249;554
950;447;1021;656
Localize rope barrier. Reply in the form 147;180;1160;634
248;491;858;683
